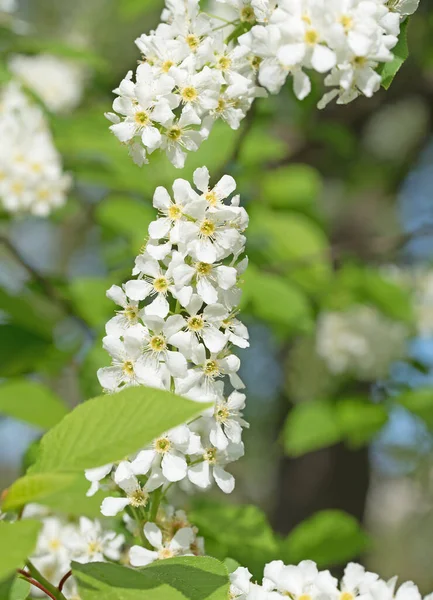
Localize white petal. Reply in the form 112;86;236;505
193;166;210;192
311;45;336;73
110;121;136;142
202;327;227;353
142;126;162;152
162;451;188;482
215;266;237;290
130;545;158;566
293;70;311;100
197;278;218;304
130;450;155;475
209;422;229;450
166;350;187;378
194;239;217;263
214;175;236;199
153;186;171;210
170;527;194;552
85;464;113;482
213;466;235;493
144;522;163;550
106;284;127;308
124;280;153;301
277;43;306;66
188;461;211;489
145;294;170;318
100;497;130;517
164;314;185;338
149;217;171;240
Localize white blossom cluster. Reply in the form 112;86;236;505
107;0;419;168
229;560;433;600
0;82;71;215
23;506;123;600
9;53;87;114
90;167;249;513
315;305;408;381
127;505;205;567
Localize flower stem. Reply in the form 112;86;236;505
25;560;67;600
150;486;162;522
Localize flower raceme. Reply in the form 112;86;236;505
229;560;433;600
91;167;249;514
107;0;420;168
0;82;71;215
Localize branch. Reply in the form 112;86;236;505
0;234;92;336
58;570;72;592
216;101;257;180
17;569;59;600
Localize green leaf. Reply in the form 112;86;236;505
337;397;388;448
260;165;322;210
241;267;312;333
10;578;30;600
12;38;107;71
2;473;78;511
283;401;342;457
72;556;229;600
223;558;240;574
334;266;413;324
0;520;41;582
119;0;162;19
72;561;184;600
395;388;433;428
68;278;114;328
249;207;331;293
0;325;52;377
39;474;108;518
190;501;279;578
144;556;230;600
379;19;410;89
96;197;154;250
282;510;369;567
32;386;210;473
0;379;68;429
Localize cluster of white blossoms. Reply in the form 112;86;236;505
0;82;71;215
89;166;249;515
22;506;123;600
315;305;408;381
107;0;419;168
229;560;433;600
9;53;87;114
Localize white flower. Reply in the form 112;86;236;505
84;463;113;497
70;517;124;563
0;82;71;216
210;391;249;450
160;107;205;168
34;517;77;562
130;522;194;566
230;567;282;599
169;295;228;355
97;167;249;512
101;461;163;517
187;439;244;493
176;343;244;400
9;54;86;114
129;424;192;483
316;306;408;380
105;284;144;336
263;559;336;598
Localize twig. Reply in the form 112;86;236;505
0;234;91;335
17;569;58;600
216;101;257;180
58;570;72;592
